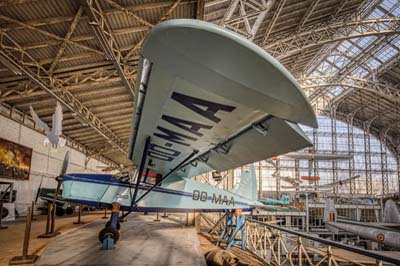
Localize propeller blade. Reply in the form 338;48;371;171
34;175;44;205
52;178;62;204
60;151;70;177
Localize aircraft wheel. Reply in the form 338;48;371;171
65;206;74;215
55;206;65;216
105;221;121;230
1;207;9;218
99;226;120;244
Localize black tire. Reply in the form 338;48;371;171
105;220;121;230
99;226;120;243
65;206;74;215
55;206;65;216
1;207;9;219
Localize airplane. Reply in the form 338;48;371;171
282;152;353;161
280;175;361;190
30;101;66;148
259;195;290;206
268;150;356;191
324;199;400;249
59;19;318;245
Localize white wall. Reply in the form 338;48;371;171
0;115;108;215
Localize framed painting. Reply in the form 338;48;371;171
0;137;32;180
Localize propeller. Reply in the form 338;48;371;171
52;151;70;204
34;175;44;205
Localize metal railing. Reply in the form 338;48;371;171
200;213;400;266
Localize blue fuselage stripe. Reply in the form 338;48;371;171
63;175;251;207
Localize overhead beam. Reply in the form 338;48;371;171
123;0;184;61
49;7;83;75
196;0;206;20
300;75;400;102
262;0;285;44
295;0;319;32
264;18;400;59
82;0;136;100
0;30;128;155
0;14;103;56
221;0;273;41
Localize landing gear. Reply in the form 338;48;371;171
99;226;120;243
55;206;65;216
100;202;121;249
105;220;121;230
65;206;74;215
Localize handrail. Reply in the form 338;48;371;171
247;218;400;265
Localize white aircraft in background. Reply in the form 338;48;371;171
30;101;66;148
268;151;358;190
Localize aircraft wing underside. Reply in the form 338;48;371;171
128;19;317;181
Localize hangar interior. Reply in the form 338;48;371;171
1;0;400;265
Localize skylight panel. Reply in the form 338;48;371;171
351;66;370;78
381;0;397;12
376;45;398;63
368;8;385;18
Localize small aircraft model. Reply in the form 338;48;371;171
324;199;400;249
259;195;289;206
60;19;318;245
30;101;66;148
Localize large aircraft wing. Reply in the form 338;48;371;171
318;175;361;188
283;152;353;161
128;19;317;180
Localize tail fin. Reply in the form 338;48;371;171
280;195;289;204
384;199;400;224
323;198;337;222
233;164;257;201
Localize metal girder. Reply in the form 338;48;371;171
295;0;319;33
82;0;136;100
221;0;273;40
363;117;379;195
264;18;400;59
322;38;394;103
0;14;103;56
49;7;83;75
380;129;390;195
106;0;183;61
323;109;399;160
0;30;128;155
0;68;124;102
330;105;338;194
346;111;357;194
196;0;206;20
261;0;285;44
299;75;400;102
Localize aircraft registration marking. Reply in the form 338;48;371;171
148;92;236;162
192;189;235;206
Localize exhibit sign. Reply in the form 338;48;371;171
0;137;32;180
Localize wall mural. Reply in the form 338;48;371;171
0;137;32;180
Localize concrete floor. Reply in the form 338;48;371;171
0;211;104;265
36;213;207;266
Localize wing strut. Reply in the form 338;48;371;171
131;136;151;205
120;149;198;220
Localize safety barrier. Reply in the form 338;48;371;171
200;213;400;265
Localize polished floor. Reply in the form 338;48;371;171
35;213;206;266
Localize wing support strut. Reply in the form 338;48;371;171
120;149;199;220
131;136;151;205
